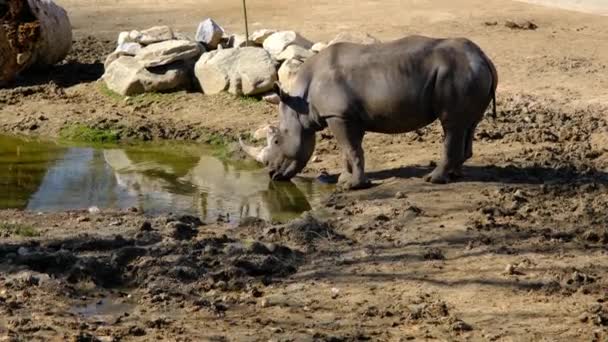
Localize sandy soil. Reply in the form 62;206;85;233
1;0;608;341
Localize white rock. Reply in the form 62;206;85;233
194;47;277;96
195;18;224;49
262;92;280;105
129;30;142;41
117;31;131;46
115;42;142;56
328;31;381;46
137;25;175;45
278;58;303;92
311;42;327;53
104;51;129;70
103;56;190;96
276;45;314;62
88;206;101;214
263;31;313;58
17;247;29;256
135;40;203;68
250;29;276;44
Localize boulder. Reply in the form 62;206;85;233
194;47;277;96
278;58;303;92
263;31;313;58
137;26;175;45
228;34;259;48
116;42;142;56
104;51;128;70
195;18;224;49
250;29;276;45
135;40;203;68
117;31;131;46
311;42;327;53
328;31;380;46
277;45;314;62
103;56;190;96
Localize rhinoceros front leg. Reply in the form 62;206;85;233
424;128;466;184
328;118;371;190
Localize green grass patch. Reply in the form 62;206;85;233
0;222;39;237
237;95;262;104
98;82;125;102
60;124;120;144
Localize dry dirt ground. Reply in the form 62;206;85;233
1;0;608;341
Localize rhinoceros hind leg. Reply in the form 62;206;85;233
425;128;466;184
464;123;478;161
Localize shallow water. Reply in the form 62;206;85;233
0;134;333;223
71;297;135;321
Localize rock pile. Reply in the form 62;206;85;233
102;19;381;97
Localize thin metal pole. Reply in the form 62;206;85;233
242;0;249;47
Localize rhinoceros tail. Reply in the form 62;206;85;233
492;89;497;118
484;53;498;118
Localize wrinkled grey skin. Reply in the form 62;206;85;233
241;35;498;189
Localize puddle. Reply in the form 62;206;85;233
0;134;334;223
71;297;135;322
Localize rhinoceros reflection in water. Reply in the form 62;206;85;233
103;150;312;222
180;155;312;222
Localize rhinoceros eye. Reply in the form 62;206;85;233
274;140;279;145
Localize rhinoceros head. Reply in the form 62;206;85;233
240;83;316;181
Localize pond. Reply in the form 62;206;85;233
0;134;334;223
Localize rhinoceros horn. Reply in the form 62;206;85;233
239;137;267;164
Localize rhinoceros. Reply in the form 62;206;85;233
240;35;498;189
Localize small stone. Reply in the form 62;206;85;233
259;298;269;308
395;191;407;199
195;18;224;49
579;313;589;323
311;155;321;163
505;19;538;30
76;216;90;223
17;247;29;256
262;93;280;105
88;206;101;214
505;264;516;274
452;319;473;332
513;189;528;202
330;287;340;299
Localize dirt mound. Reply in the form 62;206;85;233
265;212;345;249
1;216;304;290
